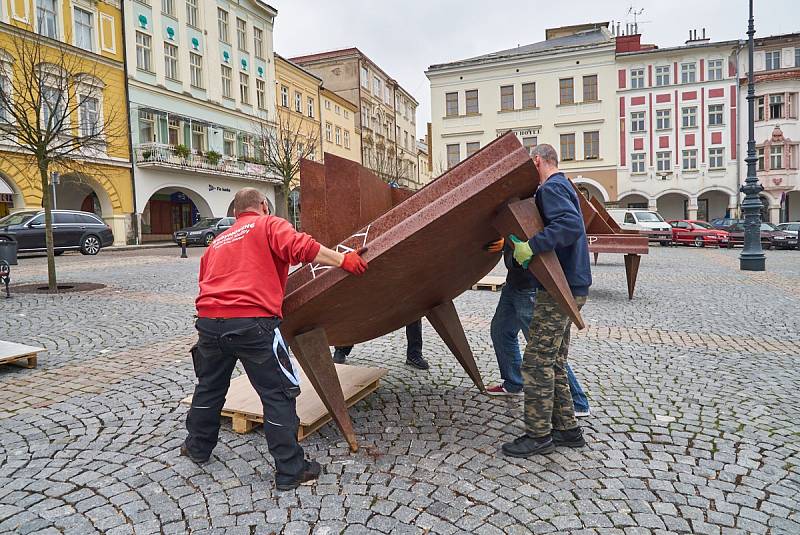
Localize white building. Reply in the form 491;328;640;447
124;0;280;241
615;31;741;221
426;23;619;203
738;32;800;223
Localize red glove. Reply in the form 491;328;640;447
340;247;368;275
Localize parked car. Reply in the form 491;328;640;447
710;217;743;229
0;210;114;255
173;217;235;246
608;209;673;245
776;222;800;238
668;220;729;247
723;221;796;249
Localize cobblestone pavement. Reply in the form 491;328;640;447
1;245;799;534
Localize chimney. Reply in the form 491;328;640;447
617;22;621;36
702;28;706;39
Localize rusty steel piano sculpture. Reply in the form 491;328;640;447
280;133;585;451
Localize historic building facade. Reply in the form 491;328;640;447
616;32;741;221
0;0;133;243
320;87;360;164
738;32;800;223
290;48;423;189
124;0;280;241
426;23;619;203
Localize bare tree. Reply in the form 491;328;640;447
364;142;413;187
0;30;125;292
254;111;319;219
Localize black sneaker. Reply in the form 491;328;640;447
332;349;347;364
552;427;586;448
276;460;321;491
179;444;210;465
405;354;429;370
501;434;555;458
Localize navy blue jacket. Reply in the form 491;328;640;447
503;243;536;290
528;172;592;296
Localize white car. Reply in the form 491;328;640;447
607;209;673;246
776;222;800;237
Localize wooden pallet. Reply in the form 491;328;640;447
471;275;506;292
182;363;386;440
0;340;44;369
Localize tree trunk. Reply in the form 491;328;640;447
38;164;57;293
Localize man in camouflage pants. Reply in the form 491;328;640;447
501;144;592;458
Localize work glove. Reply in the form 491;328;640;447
483;237;505;253
340;247;368;276
508;234;534;269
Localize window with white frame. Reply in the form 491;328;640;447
584;131;599;159
631;152;645;173
656;151;671;172
136;32;152;72
335;126;341;145
682;106;697;128
373;76;381;96
466;142;480;157
361;104;368;126
324;99;331;110
681;62;696;83
500;85;514;111
446;143;460;168
239;73;249;104
78;94;99;137
708;104;724;126
168;119;180;146
630;68;645;89
325;122;332;142
36;0;58;39
522;136;537;155
655;65;670;86
163;0;175;16
236;18;247;51
522;82;536;108
191;123;206;151
241;134;253;158
164;43;179;80
656;109;671;130
217;8;229;42
560;134;575;161
256;79;265;109
630;111;645;132
73;7;94;51
344;130;350;149
334;104;340;115
280;85;288;107
756;147;765;170
709;147;724;169
307;97;314;117
360;66;369;89
559;78;573;105
221;65;232;98
186;0;199;28
0;70;10;123
769;94;784;118
465;89;479;114
682;149;697;170
765;50;781;70
223;131;235;157
583;75;598;101
384;86;390;104
294;91;301;113
770;145;783;169
138;111;154;143
708;59;724;81
253;27;264;58
189;52;203;88
445;92;458;117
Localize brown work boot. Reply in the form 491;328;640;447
275;460;321;491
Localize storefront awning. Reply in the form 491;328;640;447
0;178;13;195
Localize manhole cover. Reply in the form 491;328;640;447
11;282;106;294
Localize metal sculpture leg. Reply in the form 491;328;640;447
425;301;485;391
289;327;359;452
624;254;641;300
593;252;599;266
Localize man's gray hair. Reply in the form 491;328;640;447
233;187;266;214
530;143;558;166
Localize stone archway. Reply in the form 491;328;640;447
617;193;649;209
0;173;24;218
656;192;690;220
696;189;733;222
54;173;115;217
573;177;610;203
785;190;800;222
141;186;214;242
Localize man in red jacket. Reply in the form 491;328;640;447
182;187;367;491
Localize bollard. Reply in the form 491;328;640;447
180;236;188;259
0;260;10;298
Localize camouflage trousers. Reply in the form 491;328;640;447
522;290;587;438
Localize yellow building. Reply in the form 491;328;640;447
320;88;360;164
0;0;133;244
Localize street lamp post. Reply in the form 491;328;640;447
739;0;766;271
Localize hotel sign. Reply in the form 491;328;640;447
496;126;541;139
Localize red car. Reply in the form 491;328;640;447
668;220;730;247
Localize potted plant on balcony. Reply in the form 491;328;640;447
175;144;190;159
141;150;152;161
206;150;221;165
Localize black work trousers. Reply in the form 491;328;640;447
185;317;305;485
335;319;423;358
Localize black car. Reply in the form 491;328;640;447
173;217;235;246
0;210;114;255
723;222;796;249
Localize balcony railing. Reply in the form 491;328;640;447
134;143;280;183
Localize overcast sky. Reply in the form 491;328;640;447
272;0;797;138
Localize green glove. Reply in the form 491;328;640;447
509;234;534;269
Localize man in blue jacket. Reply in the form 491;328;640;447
501;143;592;458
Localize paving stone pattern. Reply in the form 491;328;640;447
0;245;799;534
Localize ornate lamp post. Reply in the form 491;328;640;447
739;0;766;271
